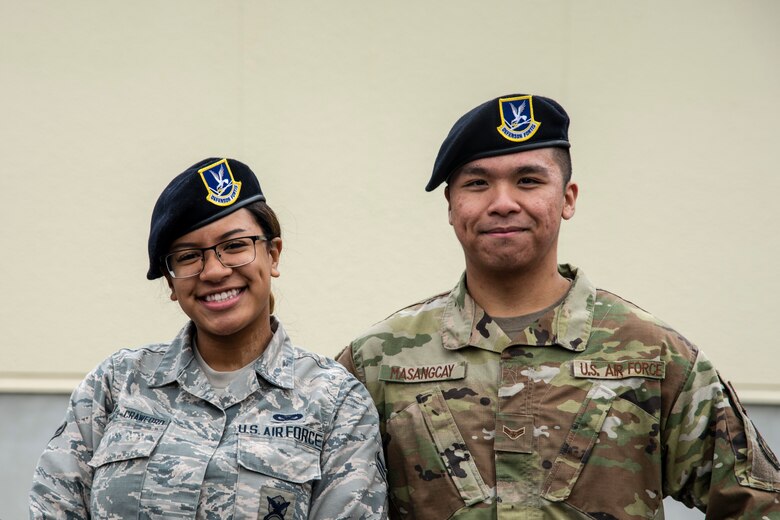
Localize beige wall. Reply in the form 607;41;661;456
2;1;778;401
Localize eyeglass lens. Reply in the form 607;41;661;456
166;236;259;278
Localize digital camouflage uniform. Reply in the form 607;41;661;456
338;265;780;519
31;318;388;519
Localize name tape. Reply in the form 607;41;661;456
117;409;168;426
379;362;466;383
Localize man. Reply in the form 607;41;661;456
338;94;780;519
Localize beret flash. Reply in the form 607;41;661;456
147;157;266;279
426;94;570;191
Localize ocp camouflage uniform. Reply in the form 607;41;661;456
338;265;780;519
31;318;388;519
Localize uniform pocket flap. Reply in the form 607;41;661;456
542;383;616;501
88;410;168;468
724;380;780;491
238;435;322;484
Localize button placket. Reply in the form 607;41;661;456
495;349;543;513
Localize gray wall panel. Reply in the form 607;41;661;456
4;394;778;519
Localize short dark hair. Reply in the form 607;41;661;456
551;147;573;186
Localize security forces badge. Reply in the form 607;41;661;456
496;94;541;142
198;158;242;207
263;494;291;520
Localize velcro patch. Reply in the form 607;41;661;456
379;362;466;383
260;486;295;520
495;413;534;453
572;359;665;380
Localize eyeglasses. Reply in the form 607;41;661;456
163;235;267;279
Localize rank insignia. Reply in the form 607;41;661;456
198;158;242;206
503;425;526;440
496;95;541;142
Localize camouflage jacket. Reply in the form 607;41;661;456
338;265;780;519
31;318;388;519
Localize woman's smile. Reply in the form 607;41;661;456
199;287;245;309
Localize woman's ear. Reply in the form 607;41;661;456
268;237;282;278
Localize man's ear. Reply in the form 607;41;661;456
445;185;453;225
562;182;578;220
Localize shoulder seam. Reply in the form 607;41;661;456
380;290;450;321
596;287;653;315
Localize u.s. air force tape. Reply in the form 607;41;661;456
572;359;666;380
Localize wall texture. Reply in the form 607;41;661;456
2;1;778;400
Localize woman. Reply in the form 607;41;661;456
30;158;387;519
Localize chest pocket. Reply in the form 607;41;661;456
540;376;663;518
237;434;322;483
235;432;322;518
385;385;490;519
541;383;615;501
89;408;168;468
88;408;168;515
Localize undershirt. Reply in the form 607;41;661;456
192;340;259;396
491;284;570;342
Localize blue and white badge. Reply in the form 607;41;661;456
496;95;541;142
198;158;242;206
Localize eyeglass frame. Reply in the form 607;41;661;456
162;234;268;279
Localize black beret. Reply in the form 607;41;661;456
426;94;570;191
147;157;266;279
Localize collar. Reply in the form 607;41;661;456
254;317;296;390
148;317;296;390
439;264;595;353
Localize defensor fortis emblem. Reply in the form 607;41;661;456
198;158;242;207
263;495;291;520
496;95;541;142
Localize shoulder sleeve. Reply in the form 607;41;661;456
335;344;365;384
29;357;116;519
308;372;388;519
663;349;780;515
